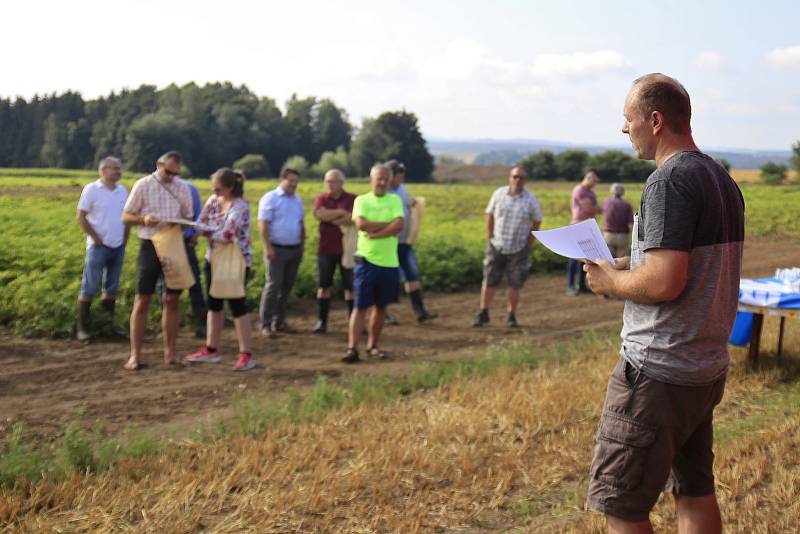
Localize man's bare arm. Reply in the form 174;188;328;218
355;217;390;233
121;211;158;226
258;220;275;262
584;249;689;304
77;210;103;245
527;219;542;247
314;207;348;222
332;213;353;226
368;217;403;239
579;197;603;215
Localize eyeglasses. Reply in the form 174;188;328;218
511;175;525;179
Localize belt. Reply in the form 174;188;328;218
272;243;301;249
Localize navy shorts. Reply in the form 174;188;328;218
353;258;399;310
397;243;420;283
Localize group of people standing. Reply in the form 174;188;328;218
566;171;635;295
73;73;746;531
75;155;438;369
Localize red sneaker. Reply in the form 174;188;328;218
233;352;255;371
185;346;221;364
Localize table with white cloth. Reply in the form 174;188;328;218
730;278;800;362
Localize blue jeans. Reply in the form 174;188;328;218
567;258;587;291
397;244;420;283
80;244;126;299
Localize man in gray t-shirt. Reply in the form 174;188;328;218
583;74;744;532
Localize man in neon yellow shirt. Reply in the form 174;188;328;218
343;164;404;363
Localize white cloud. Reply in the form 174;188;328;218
696;51;723;71
530;50;628;79
767;46;800;69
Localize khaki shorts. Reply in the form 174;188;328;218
483;243;530;289
586;357;726;522
603;231;630;259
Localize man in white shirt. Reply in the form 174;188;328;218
76;156;129;342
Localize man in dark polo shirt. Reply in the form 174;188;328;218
584;73;744;533
312;169;356;333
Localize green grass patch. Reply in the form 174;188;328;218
0;329;615;488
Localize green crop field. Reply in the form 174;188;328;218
1;169;798;337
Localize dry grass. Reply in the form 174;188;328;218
731;169;798;183
1;322;798;533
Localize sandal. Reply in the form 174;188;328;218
366;346;388;360
342;348;360;364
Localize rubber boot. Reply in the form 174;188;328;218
410;289;438;322
77;300;91;342
100;299;128;339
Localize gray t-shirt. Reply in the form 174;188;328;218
621;151;745;386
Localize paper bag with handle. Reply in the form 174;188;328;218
209;241;247;299
151;225;196;290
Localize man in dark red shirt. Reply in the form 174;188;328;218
312;169;357;333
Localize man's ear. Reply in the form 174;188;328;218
651;111;665;135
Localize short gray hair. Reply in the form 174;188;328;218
324;169;345;182
370;164;392;179
610;183;625;197
98;156;121;172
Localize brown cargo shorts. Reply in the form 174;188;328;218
585;356;726;522
483;243;530;289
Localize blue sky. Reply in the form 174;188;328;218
2;0;798;150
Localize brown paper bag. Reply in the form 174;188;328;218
339;224;358;269
406;196;425;245
209;241;246;299
151;225;195;290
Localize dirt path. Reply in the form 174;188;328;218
1;239;798;442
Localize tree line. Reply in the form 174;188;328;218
760;142;800;184
0;83;435;180
517;149;658;182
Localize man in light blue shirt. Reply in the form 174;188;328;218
258;168;306;336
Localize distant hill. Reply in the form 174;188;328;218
428;138;792;169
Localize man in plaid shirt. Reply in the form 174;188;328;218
121;151;194;370
472;166;543;328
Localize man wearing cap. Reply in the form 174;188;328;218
122;151;194;370
386;159;437;323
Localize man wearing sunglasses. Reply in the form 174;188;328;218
472;166;542;328
122;151;194;370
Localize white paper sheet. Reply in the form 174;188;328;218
162;218;217;233
531;219;615;263
162;218;197;226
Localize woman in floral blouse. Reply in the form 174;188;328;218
185;168;255;371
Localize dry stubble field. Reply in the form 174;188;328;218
1;238;799;532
